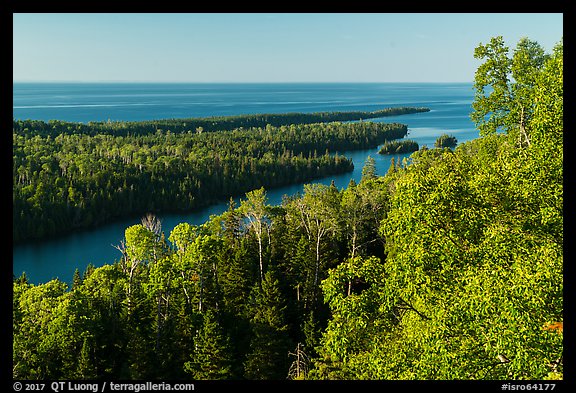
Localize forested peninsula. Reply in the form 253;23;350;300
13;110;415;242
13;37;563;381
13;106;429;137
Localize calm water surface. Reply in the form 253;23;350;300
13;82;478;284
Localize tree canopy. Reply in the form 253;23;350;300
13;120;408;242
13;36;562;381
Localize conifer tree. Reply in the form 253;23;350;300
72;268;82;290
387;157;396;175
184;310;234;379
76;336;97;379
244;270;292;379
361;155;377;181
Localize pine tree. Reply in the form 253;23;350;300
361;155;377;181
220;238;256;314
82;263;95;281
222;197;242;244
184;310;233;379
76;336;97;379
244;270;292;379
302;310;321;357
72;268;82;290
387;157;396;175
290;235;315;309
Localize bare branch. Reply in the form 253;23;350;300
142;212;162;238
397;297;431;320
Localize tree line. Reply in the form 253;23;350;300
13;106;430;138
13;121;408;242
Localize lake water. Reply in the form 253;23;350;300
13;82;479;284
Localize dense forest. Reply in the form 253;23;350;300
13;106;430;138
378;139;419;154
13;120;409;242
13;36;563;381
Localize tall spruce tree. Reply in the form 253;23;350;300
184;310;234;379
361;155;377;181
244;270;292;379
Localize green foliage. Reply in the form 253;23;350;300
13;120;411;242
12;36;561;381
309;36;562;380
360;155;377;181
470;35;559;150
13;107;429;137
125;224;156;264
244;270;292;379
13;279;70;379
311;256;389;379
184;310;234;379
434;133;458;148
378;139;419;154
310;128;562;379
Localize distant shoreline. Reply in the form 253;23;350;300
13;107;430;137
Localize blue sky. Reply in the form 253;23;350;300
13;13;563;83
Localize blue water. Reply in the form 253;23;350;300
13;82;479;284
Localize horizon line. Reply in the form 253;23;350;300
13;80;475;84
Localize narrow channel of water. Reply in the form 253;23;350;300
13;82;478;284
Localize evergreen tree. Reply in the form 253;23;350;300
302;310;322;357
244;270;292;379
72;268;82;290
387;157;396;175
222;197;242;244
360;155;377;181
184;310;234;379
82;263;95;281
220;238;256;314
288;235;315;308
434;133;458;148
76;336;97;379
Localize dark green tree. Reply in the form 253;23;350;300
284;183;342;308
184;310;234;379
72;268;82;290
434;134;458;148
76;336;97;379
244;270;292;379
